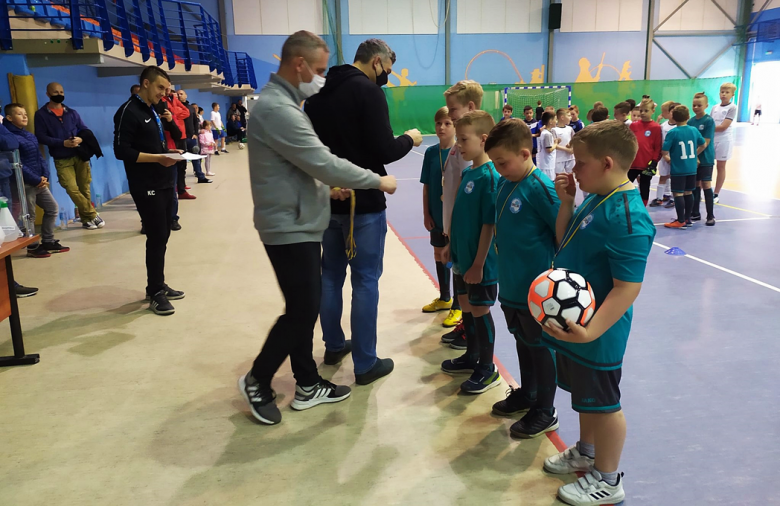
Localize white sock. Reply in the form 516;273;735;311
656;182;665;201
664;180;672;197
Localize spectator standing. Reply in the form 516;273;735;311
161;88;194;200
210;103;228;154
34;82;104;230
237;99;248;126
113;66;183;315
239;31;397;425
305;38;422;385
176;89;211;184
3;104;70;258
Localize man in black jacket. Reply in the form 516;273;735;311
176;89;210;184
113;66;184;316
305;38;422;385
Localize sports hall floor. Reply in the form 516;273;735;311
1;124;778;506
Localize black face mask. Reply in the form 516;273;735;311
51;95;65;104
374;62;389;87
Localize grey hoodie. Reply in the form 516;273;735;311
248;73;382;245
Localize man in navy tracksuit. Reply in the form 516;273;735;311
3;103;69;259
0;120;38;296
35;82;103;230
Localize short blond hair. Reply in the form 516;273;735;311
455;110;495;136
572;120;638;170
661;100;675;113
639;97;655;110
720;82;737;93
444;80;483;109
434;106;449;122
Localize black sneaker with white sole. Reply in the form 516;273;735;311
510;408;559;438
14;284;38;298
492;386;534;416
148;290;175;315
238;372;282;425
449;332;467;350
290;379;351;411
441;321;464;344
145;285;185;301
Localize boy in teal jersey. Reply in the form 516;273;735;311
420;106;462;326
441;110;501;394
485;118;561;439
542;121;655;505
688;93;717;226
662;105;705;230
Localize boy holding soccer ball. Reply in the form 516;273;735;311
440;110;501;394
543;121;655;505
485;118;561;438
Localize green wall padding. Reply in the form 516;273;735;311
384;76;739;135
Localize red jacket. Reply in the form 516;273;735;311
162;94;189;142
630;120;662;168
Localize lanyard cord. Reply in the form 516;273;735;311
552;179;630;267
439;144;452;187
494;167;537;253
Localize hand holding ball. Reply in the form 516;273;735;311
528;268;596;331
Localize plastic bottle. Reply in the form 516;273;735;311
0;199;20;243
59;210;68;230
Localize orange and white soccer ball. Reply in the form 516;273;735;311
528;268;596;330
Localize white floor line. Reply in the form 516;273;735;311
397;177;421;181
409;149;425;157
653;241;780;293
652;216;771;226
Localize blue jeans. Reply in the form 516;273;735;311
320;210;387;375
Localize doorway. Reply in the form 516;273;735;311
748;61;780;125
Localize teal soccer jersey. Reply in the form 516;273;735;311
419;143;450;232
663;124;705;176
687;114;716;166
495;168;560;309
541;188;656;369
450;161;499;285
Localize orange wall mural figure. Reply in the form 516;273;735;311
575;54;633;83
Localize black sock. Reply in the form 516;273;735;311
452;293;461;311
704;188;715;219
684;194;693;221
435;261;451;302
515;336;538;401
475;313;496;368
462;312;478;364
533;346;557;413
693;187;702;217
674;195;686;222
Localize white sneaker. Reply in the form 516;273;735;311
544;445;595;474
557;469;625;505
94;215;105;228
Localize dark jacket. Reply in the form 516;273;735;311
181;101;198;140
0;122;19;181
227;118;244;137
3;119;49;186
305;64;412;215
113;97;174;192
34;104;88;159
75;129;103;161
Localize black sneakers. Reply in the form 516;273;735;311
171;219;182;231
290;379;351;411
238;372;282;425
42;240;70;253
145;285;185;301
355;358;394;385
148;290;175;315
510;408;559;439
197;178;213;184
15;284;38;298
324;340;352;365
492;387;534;416
441;321;464;344
449;332;467;350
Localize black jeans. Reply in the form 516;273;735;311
628;168;651;202
252;242;322;388
130;187;174;296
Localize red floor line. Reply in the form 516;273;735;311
387;221;569;453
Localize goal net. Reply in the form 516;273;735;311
504;86;571;114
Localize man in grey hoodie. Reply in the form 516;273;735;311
239;30;397;426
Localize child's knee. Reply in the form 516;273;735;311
471;305;489;317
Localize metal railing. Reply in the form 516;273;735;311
0;0;255;89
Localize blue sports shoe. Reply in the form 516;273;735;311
441;354;476;374
461;364;502;394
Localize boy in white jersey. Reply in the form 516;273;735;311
552;108;575;173
649;100;678;208
710;82;737;202
537;111;558;180
439;80;484;350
